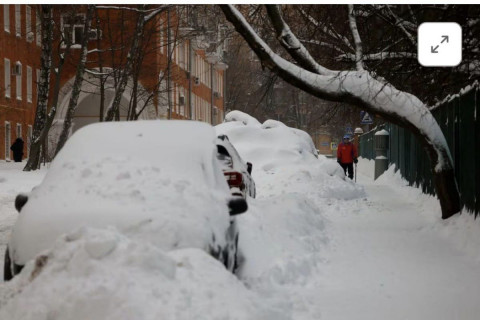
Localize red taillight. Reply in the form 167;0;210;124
224;171;243;186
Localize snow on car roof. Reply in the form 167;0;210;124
10;120;231;265
216;111;318;171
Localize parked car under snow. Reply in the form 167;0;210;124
4;121;247;280
216;135;256;199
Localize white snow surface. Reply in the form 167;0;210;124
9;121;232;266
1;114;480;319
374;129;389;136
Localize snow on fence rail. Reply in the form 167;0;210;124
359;82;480;217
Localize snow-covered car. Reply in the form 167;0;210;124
216;134;256;199
4;121;247;280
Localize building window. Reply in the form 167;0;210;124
27;66;32;103
3;5;9;32
27;125;32;158
15;4;20;37
15;62;22;100
36;10;41;46
5;122;11;160
16;123;22;139
26;5;32;42
4;58;11;98
61;13;85;47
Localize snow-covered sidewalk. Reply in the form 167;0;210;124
313;165;480;320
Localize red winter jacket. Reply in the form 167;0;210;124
337;142;358;164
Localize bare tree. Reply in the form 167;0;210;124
54;5;95;156
220;4;460;219
24;6;54;171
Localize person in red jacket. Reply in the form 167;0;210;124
337;134;358;180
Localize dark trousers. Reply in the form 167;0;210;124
340;162;354;179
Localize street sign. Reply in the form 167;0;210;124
330;142;338;150
345;126;353;135
361;112;373;124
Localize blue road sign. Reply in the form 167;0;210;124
361;112;373;124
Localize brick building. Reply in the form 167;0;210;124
1;5;227;161
0;4;41;160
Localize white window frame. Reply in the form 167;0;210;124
5;121;11;160
27;125;32;158
61;13;85;48
16;123;22;139
4;58;11;98
36;10;41;46
26;5;32;42
15;4;20;37
27;66;32;103
15;61;22;100
3;5;9;33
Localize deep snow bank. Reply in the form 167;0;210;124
0;227;284;320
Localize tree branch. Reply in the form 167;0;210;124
266;5;335;76
347;4;365;71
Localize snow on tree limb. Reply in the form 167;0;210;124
300;39;347;54
336;51;416;62
265;5;335;76
220;4;461;218
347;4;365;71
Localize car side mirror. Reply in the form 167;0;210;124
228;197;247;216
247;162;252;175
15;194;28;213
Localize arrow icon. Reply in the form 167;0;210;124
441;35;449;43
431;45;439;53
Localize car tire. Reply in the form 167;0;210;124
4;247;13;281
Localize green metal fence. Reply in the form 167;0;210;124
359;82;479;217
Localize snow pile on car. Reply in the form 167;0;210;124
216;111;318;172
0;227;284;320
10;121;231;267
215;110;364;199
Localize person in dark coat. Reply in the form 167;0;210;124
337;134;358;180
10;137;24;162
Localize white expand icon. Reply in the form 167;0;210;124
418;22;462;67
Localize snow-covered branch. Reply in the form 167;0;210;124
347;5;364;71
220;4;460;218
299;39;347;54
265;5;335;76
336;51;416;62
95;5;169;13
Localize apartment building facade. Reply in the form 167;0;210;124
0;4;41;160
1;5;227;160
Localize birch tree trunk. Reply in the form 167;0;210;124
220;4;461;219
54;5;95;156
23;5;53;171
